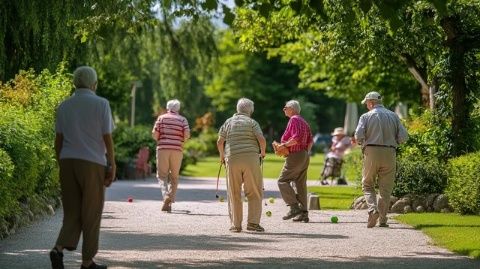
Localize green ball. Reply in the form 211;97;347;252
331;216;338;223
266;211;272;217
219;196;225;202
268;197;275;204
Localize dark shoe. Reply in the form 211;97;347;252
321;180;329;185
49;247;64;269
367;210;379;228
282;204;302;220
379;223;389;228
292;211;309;223
246;223;265;232
162;197;172;212
229;226;242;233
80;261;107;269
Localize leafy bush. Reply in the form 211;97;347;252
343;147;362;184
113;123;156;165
393;155;448;197
0;149;15;218
446;152;480;215
0;67;70;222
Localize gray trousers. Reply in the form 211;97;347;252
277;150;310;210
56;159;105;261
362;146;396;224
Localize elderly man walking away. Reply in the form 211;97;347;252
152;99;190;212
50;66;115;269
217;98;267;233
353;91;408;228
276;100;313;223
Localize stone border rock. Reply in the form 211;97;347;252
351;193;454;213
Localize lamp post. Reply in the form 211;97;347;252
130;80;142;127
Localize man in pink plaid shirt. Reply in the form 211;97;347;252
275;100;313;222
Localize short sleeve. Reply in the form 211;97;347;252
102;100;115;134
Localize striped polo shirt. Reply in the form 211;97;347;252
281;115;313;153
153;111;190;151
219;113;263;158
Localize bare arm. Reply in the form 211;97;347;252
103;133;116;187
256;133;266;158
217;137;226;163
54;133;63;162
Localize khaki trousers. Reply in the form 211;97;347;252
277;150;309;210
56;159;105;261
225;153;263;228
362;146;396;224
156;149;183;202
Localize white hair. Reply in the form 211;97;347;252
166;99;181;112
285;100;301;113
73;66;97;89
236;98;254;116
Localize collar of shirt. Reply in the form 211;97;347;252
167;110;178;114
74;88;96;96
234;112;250;117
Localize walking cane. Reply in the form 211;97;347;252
260;156;267;206
215;162;222;199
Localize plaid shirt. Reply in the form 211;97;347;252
281;115;313;153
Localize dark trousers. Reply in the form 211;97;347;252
55;159;105;261
277;150;310;210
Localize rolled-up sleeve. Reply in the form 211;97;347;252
354;115;367;145
396;119;409;144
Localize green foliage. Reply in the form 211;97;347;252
401;110;452;161
0;149;15;217
112;123;156;164
394;155;448;197
446;152;480;215
343;147;363;185
307;186;363;210
0;67;70;220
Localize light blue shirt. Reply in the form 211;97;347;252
354;104;408;148
55;88;114;166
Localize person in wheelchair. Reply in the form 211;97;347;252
320;127;352;185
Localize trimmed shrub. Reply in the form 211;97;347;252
446;152;480;215
393;155;448;197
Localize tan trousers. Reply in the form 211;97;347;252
225;153;263;228
277;150;309;210
56;159;105;261
156;149;183;202
362;146;396;224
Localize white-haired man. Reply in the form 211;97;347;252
50;66;115;269
354;91;408;228
276;100;313;223
217;98;267;232
152;99;190;212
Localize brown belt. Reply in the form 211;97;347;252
366;144;396;149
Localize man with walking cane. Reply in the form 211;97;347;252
217;98;267;233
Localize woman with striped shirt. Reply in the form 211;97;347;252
152;99;190;212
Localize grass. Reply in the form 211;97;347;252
307;186;362;210
395;213;480;259
182;153;325;179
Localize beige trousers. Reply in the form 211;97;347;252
362;146;396;224
56;159;105;261
156;149;183;202
225;153;263;228
277;150;310;211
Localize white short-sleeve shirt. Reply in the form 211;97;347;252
55;88;115;166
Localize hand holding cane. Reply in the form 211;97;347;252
215;162;222;198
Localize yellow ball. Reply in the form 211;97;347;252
268;197;275;204
219;196;225;202
266;211;272;217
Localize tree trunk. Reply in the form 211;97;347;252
400;53;430;108
441;16;469;156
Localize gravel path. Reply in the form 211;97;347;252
0;177;478;269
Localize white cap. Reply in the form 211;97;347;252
361;91;382;104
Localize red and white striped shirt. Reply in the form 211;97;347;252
153;111;190;151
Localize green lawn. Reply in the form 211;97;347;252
182;153;325;180
307;186;362;210
395;213;480;259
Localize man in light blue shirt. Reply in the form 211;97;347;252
354;91;408;228
50;66;115;269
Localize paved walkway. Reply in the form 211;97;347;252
0;177;478;269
